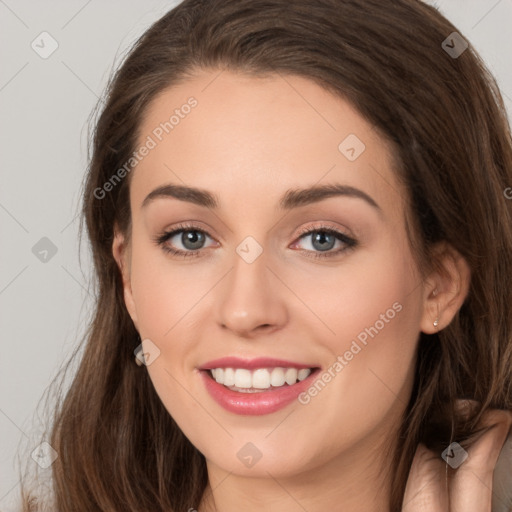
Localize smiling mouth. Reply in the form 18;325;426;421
207;366;318;393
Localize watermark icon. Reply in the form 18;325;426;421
338;134;366;161
134;338;161;366
93;97;198;200
504;187;512;200
31;31;59;59
237;442;263;468
441;442;468;469
32;237;58;263
442;32;468;59
236;236;263;264
298;301;403;405
31;441;58;469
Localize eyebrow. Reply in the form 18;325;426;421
141;183;381;212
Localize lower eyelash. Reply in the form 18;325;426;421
161;245;201;258
294;227;357;259
154;224;357;259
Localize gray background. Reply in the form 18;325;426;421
1;0;511;509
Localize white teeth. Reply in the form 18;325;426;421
270;367;286;387
234;369;252;388
252;369;270;389
223;367;235;386
209;367;312;390
214;368;224;384
298;368;311;381
284;368;298;385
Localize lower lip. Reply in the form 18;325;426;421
200;369;319;415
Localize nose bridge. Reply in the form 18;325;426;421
215;238;288;335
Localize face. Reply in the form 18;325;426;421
114;69;435;482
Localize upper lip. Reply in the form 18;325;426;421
198;357;318;371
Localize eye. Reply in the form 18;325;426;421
154;222;357;260
291;224;357;259
154;223;217;258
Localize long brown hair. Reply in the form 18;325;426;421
18;0;512;510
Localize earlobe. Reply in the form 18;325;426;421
112;228;139;328
420;243;471;334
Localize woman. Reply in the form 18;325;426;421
19;0;512;510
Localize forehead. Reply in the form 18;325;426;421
131;69;403;216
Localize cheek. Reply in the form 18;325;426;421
128;243;213;439
293;243;423;423
288;236;422;354
129;238;208;342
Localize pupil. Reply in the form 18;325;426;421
312;231;335;251
182;231;205;250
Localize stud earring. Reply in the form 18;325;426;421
432;289;439;328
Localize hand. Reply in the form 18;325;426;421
402;403;512;511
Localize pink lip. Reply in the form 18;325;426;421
199;356;315;370
198;359;320;416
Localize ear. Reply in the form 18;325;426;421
420;242;471;334
112;225;139;329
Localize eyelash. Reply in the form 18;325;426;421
153;222;358;260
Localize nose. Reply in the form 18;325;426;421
215;248;289;338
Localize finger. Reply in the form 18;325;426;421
402;443;448;511
450;409;512;512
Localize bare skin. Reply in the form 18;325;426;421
112;69;511;511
